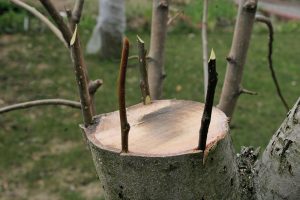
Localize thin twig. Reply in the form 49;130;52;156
137;35;151;105
39;0;72;44
10;0;67;48
167;10;183;26
202;0;209;99
198;49;218;151
72;0;84;24
118;38;130;153
0;99;81;114
40;0;94;126
255;15;289;111
239;87;258;95
128;55;139;60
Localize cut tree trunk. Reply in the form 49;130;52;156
83;100;240;199
148;0;169;99
218;0;258;119
86;0;126;59
255;97;300;200
83;98;300;199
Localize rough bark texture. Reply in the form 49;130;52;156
85;131;239;200
86;0;125;59
148;0;169;99
83;100;240;199
218;0;258;119
255;98;300;200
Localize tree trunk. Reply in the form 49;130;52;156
218;0;258;119
148;0;169;99
86;0;126;59
255;97;300;199
83;100;240;199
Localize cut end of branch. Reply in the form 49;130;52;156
70;24;77;46
137;35;144;44
209;48;216;61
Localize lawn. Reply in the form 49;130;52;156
0;0;300;199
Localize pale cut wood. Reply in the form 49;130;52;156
88;100;228;155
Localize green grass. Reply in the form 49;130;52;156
1;0;300;199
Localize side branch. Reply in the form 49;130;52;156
10;0;67;48
198;50;218;151
0;99;81;114
39;0;72;43
137;35;151;105
255;15;289;111
118;38;130;153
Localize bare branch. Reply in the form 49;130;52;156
167;10;183;26
72;0;84;24
255;15;289;111
137;35;151;105
10;0;67;48
239;87;258;95
148;0;169;99
39;0;72;44
218;0;258;119
198;49;218;151
0;99;81;114
202;0;209;99
40;0;93;126
118;38;130;153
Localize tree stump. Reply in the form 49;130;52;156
83;100;240;199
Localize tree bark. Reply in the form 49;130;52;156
83;100;240;199
86;0;126;59
218;0;258;119
202;0;209;99
148;0;169;99
255;98;300;200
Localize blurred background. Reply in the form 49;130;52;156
0;0;299;199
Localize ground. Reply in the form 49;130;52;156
0;0;300;199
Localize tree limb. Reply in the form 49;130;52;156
202;0;209;99
72;0;84;24
0;99;81;114
198;50;218;151
39;0;72;44
10;0;67;48
255;15;289;111
118;38;130;153
148;0;169;99
40;0;93;126
137;35;151;105
218;0;258;119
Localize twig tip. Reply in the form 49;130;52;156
209;48;216;61
137;35;144;43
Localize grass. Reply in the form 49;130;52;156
1;0;300;199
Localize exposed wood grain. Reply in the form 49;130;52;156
90;100;228;155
